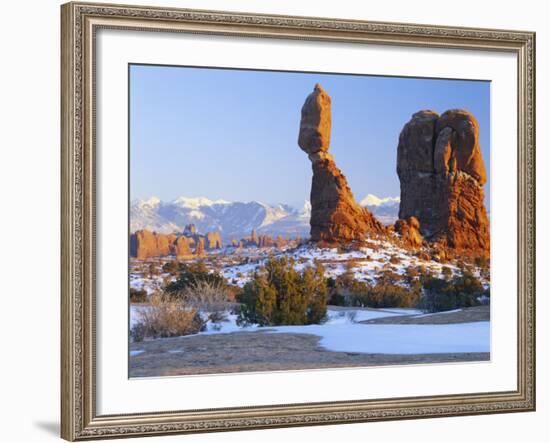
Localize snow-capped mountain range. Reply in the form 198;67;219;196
130;195;399;240
359;194;400;208
359;194;401;225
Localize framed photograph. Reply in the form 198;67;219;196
61;1;536;440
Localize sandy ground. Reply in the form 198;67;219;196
359;305;490;325
129;324;489;378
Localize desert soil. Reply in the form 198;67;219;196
359;305;490;325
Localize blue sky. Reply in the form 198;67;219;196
130;64;490;209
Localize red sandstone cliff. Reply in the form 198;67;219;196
130;229;223;259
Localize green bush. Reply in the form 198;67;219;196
474;255;491;280
403;266;419;284
162;260;180;274
165;262;227;296
130;322;146;342
349;282;420;308
326;277;347;306
236;257;327;326
377;269;402;285
441;266;453;280
328;271;420;309
418;269;487;313
474;255;490;270
328;292;347;307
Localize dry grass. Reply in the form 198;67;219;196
134;281;235;340
136;293;203;339
173;280;233;319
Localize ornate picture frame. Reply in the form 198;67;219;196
61;1;535;440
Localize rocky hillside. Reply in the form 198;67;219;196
130;225;223;259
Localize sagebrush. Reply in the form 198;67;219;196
134;292;204;338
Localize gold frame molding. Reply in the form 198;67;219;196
61;2;536;440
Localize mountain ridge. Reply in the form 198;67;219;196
130;194;399;239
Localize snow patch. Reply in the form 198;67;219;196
267;321;490;354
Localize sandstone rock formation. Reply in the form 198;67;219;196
396;109;489;256
298;84;384;243
394;216;423;248
258;235;274;248
250;229;258;245
205;231;222;249
174;236;192;258
275;234;286;249
130;230;176;259
184;224;197;236
194;237;205;256
130;228;222;259
186;236;196;248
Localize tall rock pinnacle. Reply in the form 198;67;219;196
396;109;489;256
298;84;383;243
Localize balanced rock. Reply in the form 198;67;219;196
396;109;489;256
298;84;383;243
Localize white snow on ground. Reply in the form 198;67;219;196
131;239;489;294
130;350;145;356
202;314;255;334
218;241;466;288
324;308;405;324
378;308;424;315
200;308;409;333
130;307;415;331
267;322;490;354
130;307;490;355
129;272;172;294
